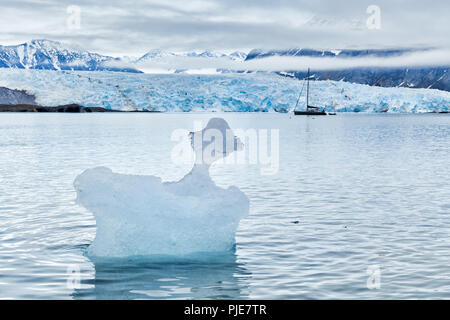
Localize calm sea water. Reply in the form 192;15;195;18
0;113;449;299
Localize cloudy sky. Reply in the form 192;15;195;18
0;0;449;57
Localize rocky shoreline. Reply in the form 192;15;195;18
0;104;120;112
0;87;159;112
0;104;160;112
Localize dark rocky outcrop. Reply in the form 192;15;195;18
0;86;162;112
0;87;117;112
0;103;119;112
0;86;36;105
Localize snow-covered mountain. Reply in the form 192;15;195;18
133;49;248;74
0;40;141;73
0;40;247;74
136;50;247;63
1;69;448;113
1;40;448;91
245;48;414;60
246;48;450;91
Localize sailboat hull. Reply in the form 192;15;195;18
294;110;327;116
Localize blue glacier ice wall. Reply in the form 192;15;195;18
0;69;449;112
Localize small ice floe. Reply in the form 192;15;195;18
74;118;249;258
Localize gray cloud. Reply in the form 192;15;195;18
0;0;449;56
132;49;450;72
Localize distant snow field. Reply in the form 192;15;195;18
0;69;448;113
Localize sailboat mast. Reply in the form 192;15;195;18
306;68;310;108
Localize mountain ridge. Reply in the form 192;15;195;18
246;48;449;91
1;40;448;91
0;40;141;73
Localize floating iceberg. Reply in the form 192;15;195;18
0;68;449;112
74;118;249;258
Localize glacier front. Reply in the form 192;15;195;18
0;69;449;113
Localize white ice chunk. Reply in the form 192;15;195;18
74;118;249;258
